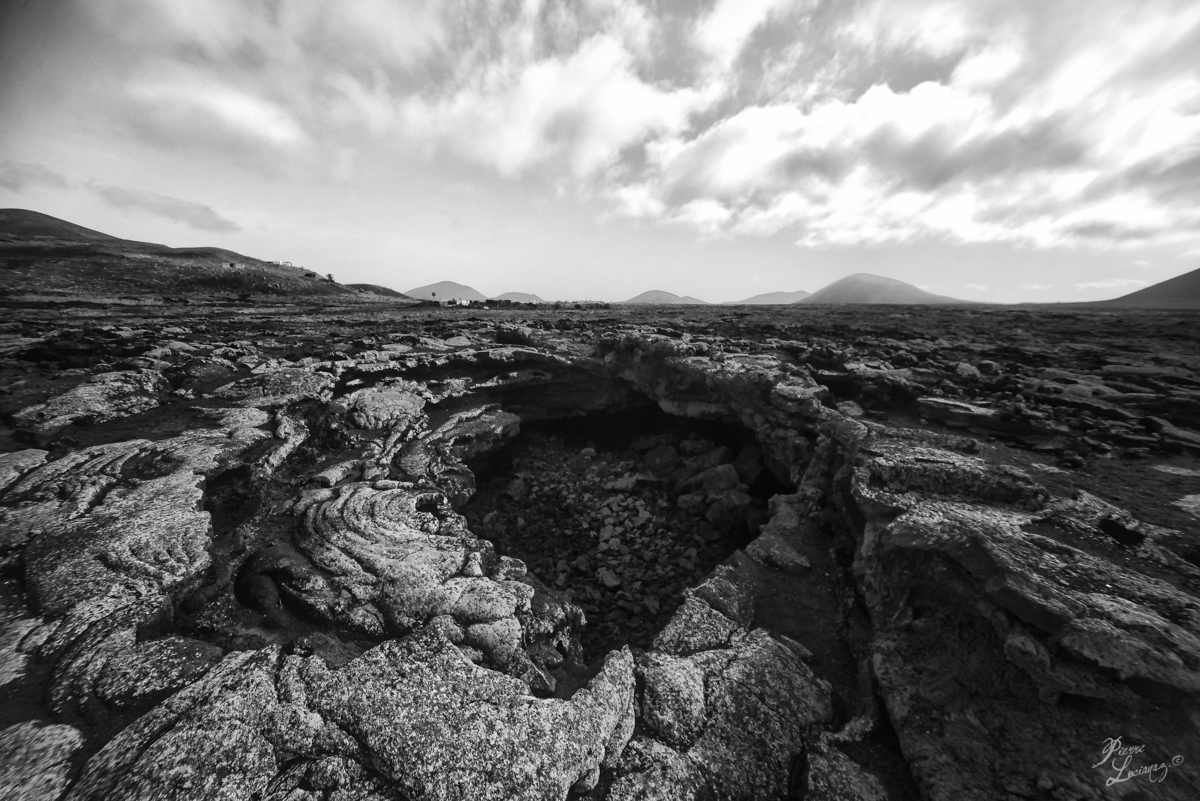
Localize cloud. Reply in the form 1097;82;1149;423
127;76;307;149
694;0;797;70
668;198;733;235
90;183;240;232
1021;283;1053;290
1063;221;1158;242
637;79;1099;245
842;0;980;59
608;183;665;219
620;0;1200;248
48;0;446;172
964;283;988;290
57;1;700;182
0;161;70;192
10;0;1200;252
1073;278;1151;289
400;34;703;179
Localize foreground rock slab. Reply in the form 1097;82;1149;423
68;630;636;801
817;422;1200;801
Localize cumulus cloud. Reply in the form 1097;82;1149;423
694;0;797;71
400;34;702;179
652;1;1198;246
634;0;1200;248
0;161;70;192
90;184;240;232
608;182;665;219
12;0;1200;251
668;198;734;236
126;76;308;150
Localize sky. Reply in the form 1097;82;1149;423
2;0;1199;303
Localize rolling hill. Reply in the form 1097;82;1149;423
0;208;412;301
725;290;810;305
0;208;119;241
1093;266;1200;309
405;281;487;302
348;283;411;298
492;292;545;303
619;290;709;305
797;274;966;305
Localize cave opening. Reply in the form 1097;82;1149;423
461;401;795;658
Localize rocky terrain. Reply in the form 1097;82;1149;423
1;297;1199;801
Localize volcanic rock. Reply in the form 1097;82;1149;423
0;721;85;801
212;367;335;407
816;419;1200;800
344;381;426;430
12;369;168;435
67;629;635;801
2;292;1199;801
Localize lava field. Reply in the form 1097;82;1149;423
1;300;1199;801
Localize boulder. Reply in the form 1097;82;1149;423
278;482;579;686
640;653;707;748
0;425;267;719
0;449;47;494
0;721;85;801
803;740;889;801
830;423;1200;800
68;630;636;801
621;625;833;800
210;367;335;407
12;369;168;435
345;382;426;431
642;444;681;475
747;531;810;574
316;632;635;801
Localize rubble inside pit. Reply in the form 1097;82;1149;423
461;412;783;658
0;304;1198;801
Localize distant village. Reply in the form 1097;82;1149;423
219;259;336;283
219;259;292;270
421;297;611;310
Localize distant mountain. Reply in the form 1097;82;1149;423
797;273;965;305
405;281;487;302
1093;266;1200;309
725;290;810;305
0;208;119;241
0;208;359;299
619;290;709;305
492;292;545;303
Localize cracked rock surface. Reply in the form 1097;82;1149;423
1;302;1199;800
